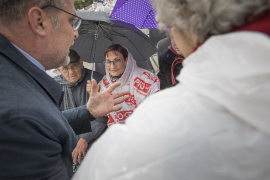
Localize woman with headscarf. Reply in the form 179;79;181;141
88;44;160;127
73;1;270;180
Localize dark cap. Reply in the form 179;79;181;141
69;49;81;64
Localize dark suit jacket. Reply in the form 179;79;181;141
0;33;93;180
157;49;184;90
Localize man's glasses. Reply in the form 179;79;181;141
103;58;122;67
59;62;81;73
41;5;82;30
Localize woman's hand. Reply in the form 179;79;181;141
87;80;101;93
86;80;92;94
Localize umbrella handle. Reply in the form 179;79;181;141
91;62;94;81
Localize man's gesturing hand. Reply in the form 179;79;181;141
86;79;129;118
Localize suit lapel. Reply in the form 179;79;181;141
0;33;63;106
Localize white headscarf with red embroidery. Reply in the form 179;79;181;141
99;50;160;127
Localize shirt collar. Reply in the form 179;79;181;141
11;43;46;72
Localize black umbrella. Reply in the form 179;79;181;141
71;11;157;75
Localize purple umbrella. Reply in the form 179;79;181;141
110;0;157;29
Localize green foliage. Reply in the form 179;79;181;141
74;1;81;9
85;0;93;6
74;0;93;10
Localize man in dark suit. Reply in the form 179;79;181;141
0;0;128;180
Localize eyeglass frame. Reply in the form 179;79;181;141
59;61;82;73
40;5;82;30
103;58;123;67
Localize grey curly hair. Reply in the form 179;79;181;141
0;0;68;29
152;0;269;43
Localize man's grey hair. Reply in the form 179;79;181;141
0;0;67;29
152;0;269;43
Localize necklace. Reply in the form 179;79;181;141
110;73;123;83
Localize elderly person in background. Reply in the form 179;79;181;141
158;33;185;89
87;44;160;126
54;49;105;171
55;49;103;112
73;0;270;180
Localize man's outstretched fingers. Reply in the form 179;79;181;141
112;90;130;100
105;81;121;94
113;95;130;105
112;105;123;112
90;79;98;96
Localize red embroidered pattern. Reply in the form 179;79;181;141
107;110;133;127
143;72;160;83
125;94;137;108
154;78;160;83
103;78;110;88
107;114;115;126
134;77;151;96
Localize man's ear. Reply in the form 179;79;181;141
28;7;48;37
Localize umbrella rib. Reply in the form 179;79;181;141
141;8;154;29
88;23;100;63
80;23;96;35
111;0;129;15
109;28;148;60
83;23;95;28
107;24;158;55
99;24;113;42
86;24;96;33
103;25;125;38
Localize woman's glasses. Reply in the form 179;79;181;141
103;59;122;67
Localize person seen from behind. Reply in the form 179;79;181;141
72;0;270;180
158;33;185;89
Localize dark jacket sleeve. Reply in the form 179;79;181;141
157;55;169;90
80;116;108;143
62;105;93;135
0;118;69;180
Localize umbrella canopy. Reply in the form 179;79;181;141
71;11;157;63
110;0;157;29
71;11;157;75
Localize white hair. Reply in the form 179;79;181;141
152;0;269;43
0;0;68;29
